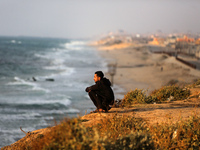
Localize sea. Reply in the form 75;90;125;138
0;36;123;147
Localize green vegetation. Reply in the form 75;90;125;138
20;113;200;150
121;85;190;107
150;85;190;103
121;89;149;106
28;115;155;150
190;79;200;88
150;114;200;149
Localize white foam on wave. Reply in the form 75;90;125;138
66;108;80;113
35;48;70;60
64;41;86;50
1;97;71;108
34;53;50;59
43;67;75;79
11;40;16;43
7;77;50;93
7;77;36;86
0;112;42;120
32;85;50;93
19;97;71;107
47;108;80;114
52;58;65;65
71;41;86;45
35;47;74;77
10;40;22;44
57;67;75;76
48;59;69;70
44;59;66;70
1;92;70;105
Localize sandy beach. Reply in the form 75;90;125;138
97;43;200;96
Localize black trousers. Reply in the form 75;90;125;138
88;91;109;110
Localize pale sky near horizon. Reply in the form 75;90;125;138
0;0;199;39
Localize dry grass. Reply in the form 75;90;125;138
27;114;154;150
7;112;200;150
150;113;200;149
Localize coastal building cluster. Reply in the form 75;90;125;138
96;31;200;60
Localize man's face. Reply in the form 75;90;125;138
94;74;101;82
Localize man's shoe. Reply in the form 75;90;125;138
90;109;98;113
98;108;107;113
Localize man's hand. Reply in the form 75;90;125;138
85;87;91;92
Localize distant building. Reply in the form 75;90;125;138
148;37;165;45
195;46;200;59
195;38;200;45
165;36;177;48
176;35;195;43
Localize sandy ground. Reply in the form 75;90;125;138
97;44;200;96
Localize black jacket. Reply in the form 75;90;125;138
85;78;114;105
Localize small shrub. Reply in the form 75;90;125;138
121;86;190;106
121;89;150;107
27;115;149;150
150;86;190;103
94;114;147;139
190;79;200;88
30;118;99;150
103;132;154;150
150;114;200;149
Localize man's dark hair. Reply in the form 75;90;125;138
95;71;104;79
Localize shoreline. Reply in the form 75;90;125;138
97;43;200;96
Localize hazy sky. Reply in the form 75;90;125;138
0;0;199;38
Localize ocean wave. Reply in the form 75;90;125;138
35;48;73;76
11;40;16;43
52;58;65;65
32;86;50;93
7;77;50;93
34;53;51;59
66;108;80;113
46;108;80;115
44;65;66;70
7;77;37;86
66;41;86;46
0;128;25;134
57;67;75;76
21;98;71;107
0;99;71;110
0;97;74;115
42;67;75;78
64;41;86;50
0;112;43;120
34;49;70;60
10;40;22;44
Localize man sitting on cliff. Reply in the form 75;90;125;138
85;71;114;113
